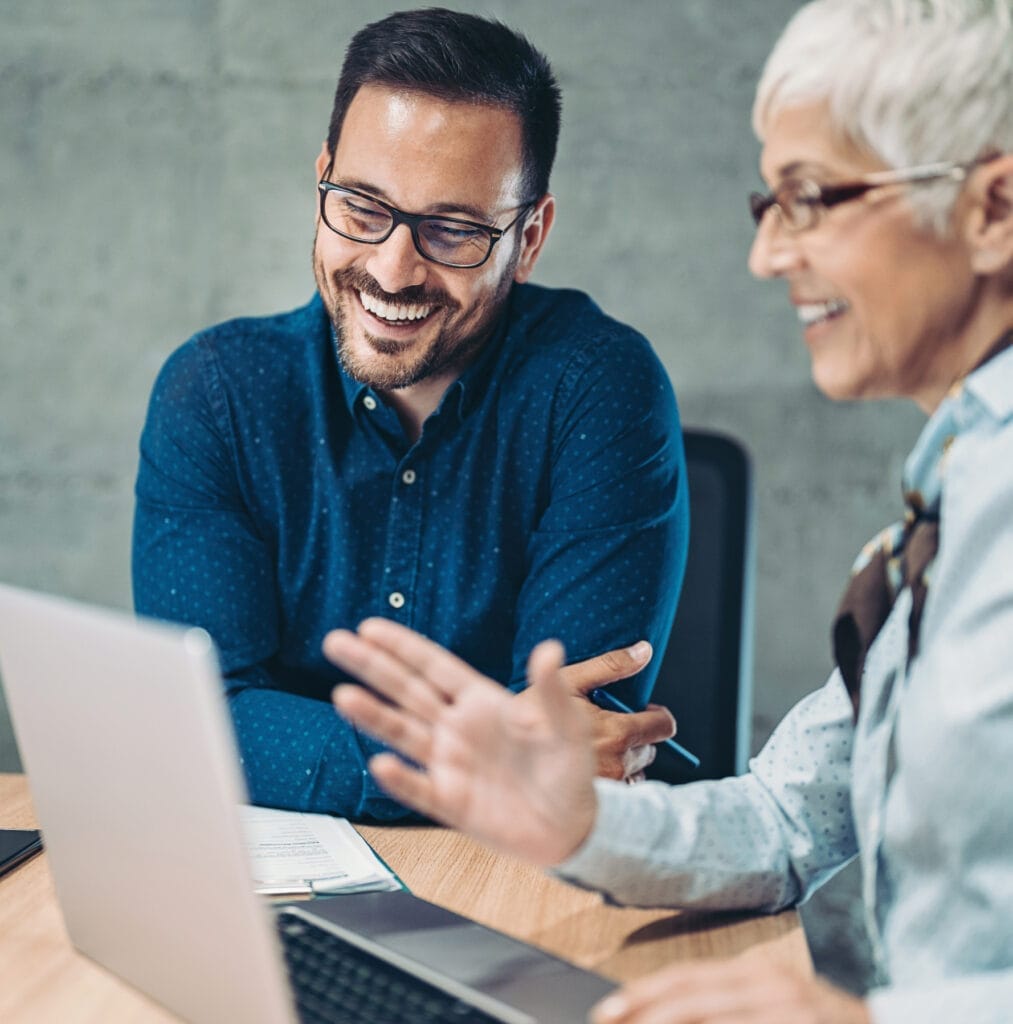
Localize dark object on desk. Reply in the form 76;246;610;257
0;828;42;879
648;430;755;784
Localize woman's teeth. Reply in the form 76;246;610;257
796;299;849;327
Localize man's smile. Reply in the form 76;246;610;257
358;289;436;324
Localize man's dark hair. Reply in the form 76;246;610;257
327;8;561;199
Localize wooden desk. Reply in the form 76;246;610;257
0;772;809;1022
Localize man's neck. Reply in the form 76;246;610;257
371;306;510;443
379;369;460;444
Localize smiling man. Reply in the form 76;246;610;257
312;83;540;440
132;9;688;819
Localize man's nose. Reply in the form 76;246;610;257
365;224;429;294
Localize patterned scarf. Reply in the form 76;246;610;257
832;330;1013;719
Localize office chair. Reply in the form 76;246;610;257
646;429;755;784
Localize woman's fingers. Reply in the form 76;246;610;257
358;617;500;698
366;753;449;823
324;628;452;723
332;684;433;765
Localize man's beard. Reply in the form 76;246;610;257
313;253;516;392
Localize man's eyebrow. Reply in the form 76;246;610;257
334;178;492;223
425;200;494;223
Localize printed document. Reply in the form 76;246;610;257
240;805;400;896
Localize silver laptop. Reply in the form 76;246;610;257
0;583;616;1023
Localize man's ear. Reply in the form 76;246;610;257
514;194;556;284
315;141;331;182
313;142;332;225
968;154;1013;275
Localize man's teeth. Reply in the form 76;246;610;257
359;291;434;323
797;299;849;327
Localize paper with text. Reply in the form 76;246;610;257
240;806;400;896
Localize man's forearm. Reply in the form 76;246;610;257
228;680;414;820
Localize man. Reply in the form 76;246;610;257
133;9;688;819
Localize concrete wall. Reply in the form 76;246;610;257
1;1;923;771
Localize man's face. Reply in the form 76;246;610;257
313;85;541;392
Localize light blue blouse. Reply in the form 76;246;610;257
559;345;1013;1022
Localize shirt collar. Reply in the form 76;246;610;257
961;329;1013;425
339;361;373;413
446;296;513;422
325;287;516;426
314;295;377;415
902;331;1013;499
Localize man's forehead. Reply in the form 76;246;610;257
376;90;418;134
333;84;527;213
341;83;523;145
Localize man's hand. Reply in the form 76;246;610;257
591;959;871;1024
536;642;676;782
325;619;599;866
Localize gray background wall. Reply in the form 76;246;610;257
3;0;922;987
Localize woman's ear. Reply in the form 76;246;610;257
967;154;1013;275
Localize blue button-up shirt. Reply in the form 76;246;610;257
558;345;1013;1021
133;284;688;819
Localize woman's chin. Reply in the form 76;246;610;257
809;360;877;403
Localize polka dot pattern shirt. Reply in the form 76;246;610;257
133;285;688;819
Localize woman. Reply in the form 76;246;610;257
325;1;1013;1020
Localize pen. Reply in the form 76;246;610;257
589;689;701;769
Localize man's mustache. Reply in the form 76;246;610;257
332;268;456;311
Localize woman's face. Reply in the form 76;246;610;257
749;102;980;412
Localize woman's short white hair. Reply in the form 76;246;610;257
753;0;1013;230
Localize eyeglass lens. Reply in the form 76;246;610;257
322;189;493;267
750;181;822;231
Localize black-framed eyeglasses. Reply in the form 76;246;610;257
318;172;535;269
749;157;991;233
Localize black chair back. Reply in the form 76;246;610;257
647;430;755;784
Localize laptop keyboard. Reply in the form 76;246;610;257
276;910;507;1024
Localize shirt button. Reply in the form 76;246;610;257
388;591;405;609
362;395;377;411
401;469;416;485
